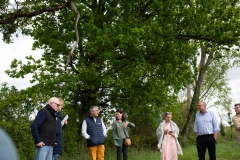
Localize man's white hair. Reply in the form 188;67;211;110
48;97;60;104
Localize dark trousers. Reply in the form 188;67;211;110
116;140;128;160
196;134;216;160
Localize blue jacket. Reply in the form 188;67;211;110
53;112;64;154
85;116;105;147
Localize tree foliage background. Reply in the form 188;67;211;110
0;0;239;159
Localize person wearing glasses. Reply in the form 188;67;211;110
81;106;107;160
52;98;68;160
194;101;220;160
31;97;60;160
156;112;182;160
232;103;240;146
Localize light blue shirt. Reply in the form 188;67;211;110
194;110;220;135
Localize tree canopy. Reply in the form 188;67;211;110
1;0;240;139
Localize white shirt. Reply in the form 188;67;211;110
81;118;107;139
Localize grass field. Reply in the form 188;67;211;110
59;140;240;160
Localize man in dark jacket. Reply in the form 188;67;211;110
82;106;107;160
52;98;68;160
31;97;60;160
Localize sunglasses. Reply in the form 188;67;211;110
53;102;61;107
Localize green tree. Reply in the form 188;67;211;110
1;0;240;147
5;0;196;133
179;0;240;140
0;83;37;160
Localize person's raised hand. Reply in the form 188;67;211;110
123;121;129;128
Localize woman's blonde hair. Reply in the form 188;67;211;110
165;112;172;117
58;98;64;106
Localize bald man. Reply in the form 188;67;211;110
31;97;60;160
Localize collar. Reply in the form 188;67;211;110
89;116;98;119
46;104;57;118
235;113;240;117
199;110;208;114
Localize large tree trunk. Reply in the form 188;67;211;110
186;84;191;108
181;45;215;141
181;81;201;141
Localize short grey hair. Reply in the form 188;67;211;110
199;101;206;106
89;105;98;113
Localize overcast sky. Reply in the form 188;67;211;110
1;34;239;103
1;34;42;89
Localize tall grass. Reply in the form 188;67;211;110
59;140;240;160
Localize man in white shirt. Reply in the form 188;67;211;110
82;106;107;160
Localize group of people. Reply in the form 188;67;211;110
81;101;220;160
31;99;135;160
157;101;240;160
157;101;221;160
31;98;240;160
81;106;135;160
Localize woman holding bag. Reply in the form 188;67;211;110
156;112;183;160
112;109;135;160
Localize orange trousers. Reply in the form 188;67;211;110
88;145;105;160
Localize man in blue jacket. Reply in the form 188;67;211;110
31;97;60;160
82;106;107;160
52;98;68;160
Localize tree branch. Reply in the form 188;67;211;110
65;1;80;71
138;0;154;17
203;47;215;70
199;45;207;69
0;2;71;24
200;69;225;100
177;34;226;45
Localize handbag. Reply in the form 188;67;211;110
125;138;131;146
116;121;131;146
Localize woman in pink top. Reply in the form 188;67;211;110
156;112;182;160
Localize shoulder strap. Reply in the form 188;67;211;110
115;121;126;138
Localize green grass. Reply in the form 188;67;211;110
179;141;240;160
59;141;240;160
